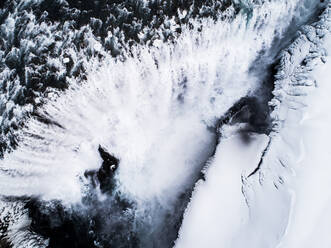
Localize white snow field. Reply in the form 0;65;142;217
176;3;331;248
0;0;330;247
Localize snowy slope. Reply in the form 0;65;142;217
176;3;331;248
0;0;330;247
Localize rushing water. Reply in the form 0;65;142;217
0;0;329;247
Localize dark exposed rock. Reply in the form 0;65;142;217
25;147;138;248
84;145;119;194
0;238;11;248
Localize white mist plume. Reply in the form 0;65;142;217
0;0;302;205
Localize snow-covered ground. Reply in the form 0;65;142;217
277;34;331;248
176;4;331;248
0;0;330;247
175;132;270;248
